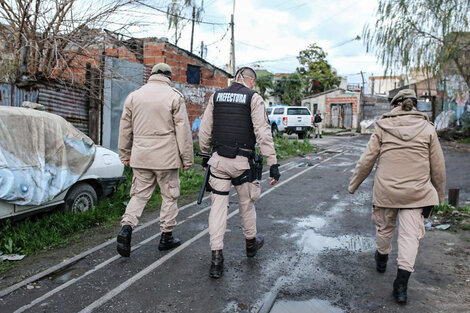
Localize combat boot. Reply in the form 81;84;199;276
117;225;132;257
319;135;322;138
393;269;411;304
246;234;264;257
315;134;318;138
375;250;389;273
209;250;224;278
158;232;181;251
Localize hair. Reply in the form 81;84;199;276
234;67;257;81
401;98;417;111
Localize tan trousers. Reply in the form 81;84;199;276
315;122;323;135
121;168;180;232
208;153;261;251
372;206;425;272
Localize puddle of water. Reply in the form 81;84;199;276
49;267;88;283
298;229;375;253
330;161;355;167
270;298;344;313
296;216;326;229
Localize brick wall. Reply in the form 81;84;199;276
325;95;360;128
62;38;230;137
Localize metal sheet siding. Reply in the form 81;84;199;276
0;83;11;106
37;85;89;135
0;83;39;107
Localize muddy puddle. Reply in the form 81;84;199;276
49;266;88;283
288;215;375;253
270;298;344;313
299;230;374;253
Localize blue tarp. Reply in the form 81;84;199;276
0;106;95;205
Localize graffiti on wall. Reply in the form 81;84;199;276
438;75;470;127
174;83;219;134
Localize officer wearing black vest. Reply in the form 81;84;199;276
199;66;280;278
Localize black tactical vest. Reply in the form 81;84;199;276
212;82;256;150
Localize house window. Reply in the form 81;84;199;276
313;103;318;113
186;64;201;84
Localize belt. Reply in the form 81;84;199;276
237;149;254;158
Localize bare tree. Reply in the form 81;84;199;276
0;0;146;83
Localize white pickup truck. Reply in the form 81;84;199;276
266;105;313;139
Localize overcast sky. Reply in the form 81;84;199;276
126;0;386;85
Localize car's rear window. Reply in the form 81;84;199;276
287;108;310;115
273;108;284;114
266;108;272;115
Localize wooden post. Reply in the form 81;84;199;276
448;188;460;207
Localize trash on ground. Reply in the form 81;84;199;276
435;224;451;230
0;254;25;261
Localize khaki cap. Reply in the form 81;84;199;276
151;63;172;76
391;89;417;105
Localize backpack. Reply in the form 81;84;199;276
314;114;322;123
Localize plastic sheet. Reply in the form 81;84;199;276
0;106;95;205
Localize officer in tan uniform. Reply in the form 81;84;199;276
117;63;193;257
349;89;446;303
199;66;280;278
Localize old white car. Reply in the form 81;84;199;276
0;106;125;220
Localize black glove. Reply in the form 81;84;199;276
201;157;209;169
269;164;280;181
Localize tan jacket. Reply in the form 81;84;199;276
118;75;193;170
349;110;446;208
199;87;277;166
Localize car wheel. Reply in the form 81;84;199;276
64;183;97;213
298;132;305;139
272;124;279;137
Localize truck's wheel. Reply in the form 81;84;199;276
63;183;97;213
272;124;279;137
298;132;305;139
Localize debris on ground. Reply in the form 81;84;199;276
0;254;25;261
427;203;470;231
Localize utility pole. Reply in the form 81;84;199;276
200;41;204;58
230;0;236;76
357;70;365;133
190;5;195;53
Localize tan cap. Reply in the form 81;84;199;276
151;63;172;77
391;89;417;105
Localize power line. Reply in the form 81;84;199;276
206;25;230;46
136;1;230;26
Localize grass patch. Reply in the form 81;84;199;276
0;166;202;261
457;137;470;144
273;137;316;160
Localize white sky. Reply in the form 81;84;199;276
119;0;387;86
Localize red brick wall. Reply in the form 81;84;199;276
325;95;360;128
61;39;230;136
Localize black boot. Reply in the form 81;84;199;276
393;269;411;304
375;250;389;273
315;134;318;138
209;250;224;278
319;135;322;138
246;234;264;257
158;232;181;251
117;225;132;257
